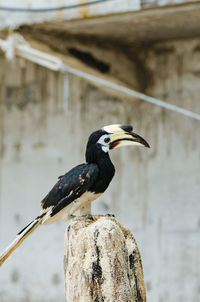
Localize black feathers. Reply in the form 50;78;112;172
86;130;107;146
85;130;108;164
41;164;99;211
42;127;118;217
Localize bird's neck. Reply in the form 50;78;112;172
86;145;113;167
86;147;115;193
97;153;115;177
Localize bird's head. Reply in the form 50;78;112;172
86;124;150;163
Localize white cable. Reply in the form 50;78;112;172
0;34;200;121
16;44;63;71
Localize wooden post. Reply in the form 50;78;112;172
64;215;146;302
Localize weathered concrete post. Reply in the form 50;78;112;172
64;215;146;302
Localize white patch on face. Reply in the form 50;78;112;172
102;146;109;152
102;124;124;133
97;134;111;152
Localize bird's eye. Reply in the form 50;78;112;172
104;137;110;143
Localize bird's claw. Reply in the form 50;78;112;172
82;214;94;220
106;213;115;217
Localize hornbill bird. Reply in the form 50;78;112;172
0;124;149;266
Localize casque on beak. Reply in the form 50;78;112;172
109;131;150;150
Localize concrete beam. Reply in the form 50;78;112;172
18;2;200;46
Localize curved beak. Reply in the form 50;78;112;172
109;131;150;150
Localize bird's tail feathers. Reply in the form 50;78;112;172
0;217;42;266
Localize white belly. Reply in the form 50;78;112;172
42;191;101;224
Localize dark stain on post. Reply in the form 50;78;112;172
92;247;102;281
129;253;135;270
91;229;104;301
132;269;143;302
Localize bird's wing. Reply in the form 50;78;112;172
40;163;99;216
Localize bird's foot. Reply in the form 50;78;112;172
105;213;115;217
81;214;94;220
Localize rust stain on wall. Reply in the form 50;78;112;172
79;0;90;18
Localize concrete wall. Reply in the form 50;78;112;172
0;38;200;302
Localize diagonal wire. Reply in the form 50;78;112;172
0;0;111;13
61;65;200;121
0;34;200;121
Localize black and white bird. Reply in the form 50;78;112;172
0;124;149;266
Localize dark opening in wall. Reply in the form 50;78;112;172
68;48;110;73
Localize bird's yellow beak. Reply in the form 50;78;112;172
109;131;150;150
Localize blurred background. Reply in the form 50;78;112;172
0;1;200;301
